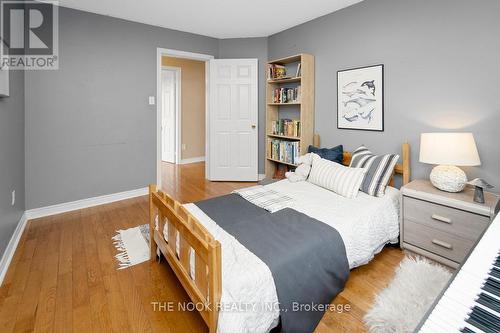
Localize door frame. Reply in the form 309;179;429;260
156;48;214;187
161;66;181;164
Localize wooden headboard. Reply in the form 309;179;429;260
313;134;411;186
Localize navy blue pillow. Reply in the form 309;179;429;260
308;145;344;164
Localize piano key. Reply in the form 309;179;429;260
424;316;454;332
468;314;500;333
466;316;497;333
487;277;500;289
475;304;500;322
491;268;500;280
431;299;474;329
483;283;500;298
438;293;499;322
470;306;500;330
477;293;500;313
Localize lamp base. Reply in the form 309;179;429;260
429;165;467;192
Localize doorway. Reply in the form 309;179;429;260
156;48;214;186
161;67;180;164
156;48;259;186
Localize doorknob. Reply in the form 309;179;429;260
251;124;256;129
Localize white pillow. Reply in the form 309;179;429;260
307;154;367;198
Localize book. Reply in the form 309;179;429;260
267;138;301;165
270;119;300;137
272;86;301;103
295;63;301;77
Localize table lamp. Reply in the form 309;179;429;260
419;133;481;192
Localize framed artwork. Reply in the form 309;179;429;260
337;64;383;131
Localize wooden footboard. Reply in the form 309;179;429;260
149;185;221;333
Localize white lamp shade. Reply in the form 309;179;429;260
419;132;481;166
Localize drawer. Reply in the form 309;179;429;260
403;196;489;241
404;220;474;263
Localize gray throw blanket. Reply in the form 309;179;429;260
196;194;349;333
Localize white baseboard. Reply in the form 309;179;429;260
180;156;205;164
25;187;149;220
0;212;28;286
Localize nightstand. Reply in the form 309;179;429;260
400;179;500;268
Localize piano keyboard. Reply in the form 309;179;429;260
418;214;500;333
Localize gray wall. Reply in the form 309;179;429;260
22;0;500;211
218;38;268;174
25;7;219;209
268;0;500;190
0;64;25;256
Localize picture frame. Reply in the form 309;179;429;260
337;64;384;131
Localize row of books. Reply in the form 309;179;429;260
271;119;300;137
272;86;301;103
267;139;300;165
267;63;301;80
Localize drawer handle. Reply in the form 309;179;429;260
432;239;453;250
431;214;452;224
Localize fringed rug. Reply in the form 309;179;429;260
112;224;150;269
364;256;452;333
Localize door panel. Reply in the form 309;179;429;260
237;84;251;119
209;59;258;181
216;132;230;167
217;84;231;120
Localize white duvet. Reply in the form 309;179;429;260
173;180;400;333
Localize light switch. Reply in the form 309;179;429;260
148;96;155;105
11;190;15;206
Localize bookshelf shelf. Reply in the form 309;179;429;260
266;157;298;167
267;77;301;84
267;134;301;141
268;54;302;65
266;53;315;178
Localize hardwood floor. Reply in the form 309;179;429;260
0;161;404;332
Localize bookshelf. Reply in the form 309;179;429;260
265;53;315;178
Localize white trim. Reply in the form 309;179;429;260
205;60;211;180
161;66;182;164
25;187;149;220
180;156;205;165
156;48;214;187
0;212;28;286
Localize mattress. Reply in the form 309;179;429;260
167;180;400;333
265;180;400;268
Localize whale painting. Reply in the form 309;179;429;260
337;64;384;131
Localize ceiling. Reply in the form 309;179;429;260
54;0;363;39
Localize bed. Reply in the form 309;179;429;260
149;143;410;333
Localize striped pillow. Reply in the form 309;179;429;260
349;146;399;197
308;154;367;198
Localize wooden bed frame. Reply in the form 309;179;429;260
149;185;221;333
149;141;410;333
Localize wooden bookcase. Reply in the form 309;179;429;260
265;53;315;178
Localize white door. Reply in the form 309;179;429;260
208;59;258;181
161;68;179;163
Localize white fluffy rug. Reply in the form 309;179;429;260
364;256;452;333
